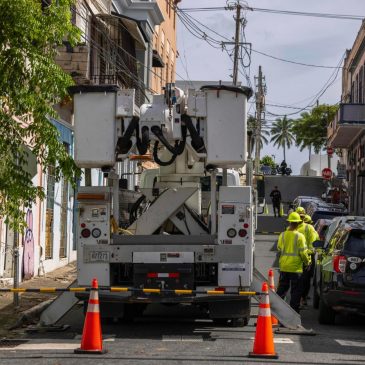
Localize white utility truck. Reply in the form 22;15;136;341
70;83;254;325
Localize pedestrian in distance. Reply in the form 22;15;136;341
295;207;317;306
270;186;282;218
276;212;311;313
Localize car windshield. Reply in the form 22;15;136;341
345;231;365;254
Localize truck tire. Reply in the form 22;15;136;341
318;298;336;325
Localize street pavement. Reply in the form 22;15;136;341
0;235;364;364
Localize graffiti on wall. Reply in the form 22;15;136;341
23;209;34;279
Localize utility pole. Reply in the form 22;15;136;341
254;66;266;173
232;3;241;85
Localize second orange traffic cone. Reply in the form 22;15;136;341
249;282;278;359
74;278;106;354
268;269;279;327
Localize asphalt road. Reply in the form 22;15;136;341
0;234;364;365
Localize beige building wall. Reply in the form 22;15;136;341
151;0;180;94
342;20;365;103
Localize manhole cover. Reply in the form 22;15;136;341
0;339;29;348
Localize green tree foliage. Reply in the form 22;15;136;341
292;104;338;154
260;155;276;169
0;0;81;229
247;115;270;156
270;116;295;162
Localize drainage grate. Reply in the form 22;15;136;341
0;339;29;348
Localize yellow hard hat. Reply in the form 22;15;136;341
295;206;306;215
303;214;313;224
287;212;302;223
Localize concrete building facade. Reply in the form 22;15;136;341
328;20;365;215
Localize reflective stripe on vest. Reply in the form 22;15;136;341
281;231;299;257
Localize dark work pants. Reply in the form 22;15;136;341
273;202;280;217
276;271;303;313
302;253;315;299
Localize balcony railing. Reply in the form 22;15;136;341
328;104;365;148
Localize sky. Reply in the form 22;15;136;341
175;0;365;174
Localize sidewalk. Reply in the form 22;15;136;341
0;262;76;338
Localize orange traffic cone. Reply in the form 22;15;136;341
249;282;278;359
268;269;279;327
75;278;106;354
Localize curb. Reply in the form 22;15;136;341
9;299;54;330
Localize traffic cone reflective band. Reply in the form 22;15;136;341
264;204;269;215
268;269;279;327
280;204;284;217
249;282;278;359
75;278;106;354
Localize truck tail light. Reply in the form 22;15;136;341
238;229;247;237
147;273;180;278
81;228;91;238
333;255;346;273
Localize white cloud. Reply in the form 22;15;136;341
176;0;364;173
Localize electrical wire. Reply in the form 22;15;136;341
180;6;364;21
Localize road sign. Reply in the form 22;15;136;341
322;168;333;180
327;147;334;156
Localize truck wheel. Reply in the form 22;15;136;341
230;317;248;327
212;318;228;326
318;298;336;325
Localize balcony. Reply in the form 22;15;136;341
327;104;365;148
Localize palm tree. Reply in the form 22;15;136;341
270;116;295;162
247;115;270;159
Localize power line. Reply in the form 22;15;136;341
251;48;342;69
180;6;364;21
175;7;345;70
265;52;345;118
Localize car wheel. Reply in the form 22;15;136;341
318;297;336;324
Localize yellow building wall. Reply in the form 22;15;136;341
151;0;180;94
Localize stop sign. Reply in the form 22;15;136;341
322;168;332;180
327;147;334;156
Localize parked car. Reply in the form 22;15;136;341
288;195;323;214
314;218;332;241
306;201;347;224
312;217;365;324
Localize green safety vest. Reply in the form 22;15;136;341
277;230;310;273
297;222;316;252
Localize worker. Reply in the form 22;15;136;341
276;212;311;313
303;214;319;240
269;186;282;218
295;207;317;306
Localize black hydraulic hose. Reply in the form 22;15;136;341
181;114;206;153
129;194;146;225
137;126;149;155
151;125;187;156
116;116;139;155
151;125;177;154
153;141;178;166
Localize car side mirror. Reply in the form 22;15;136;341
313;240;324;248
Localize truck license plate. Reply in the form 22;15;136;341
89;251;109;262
